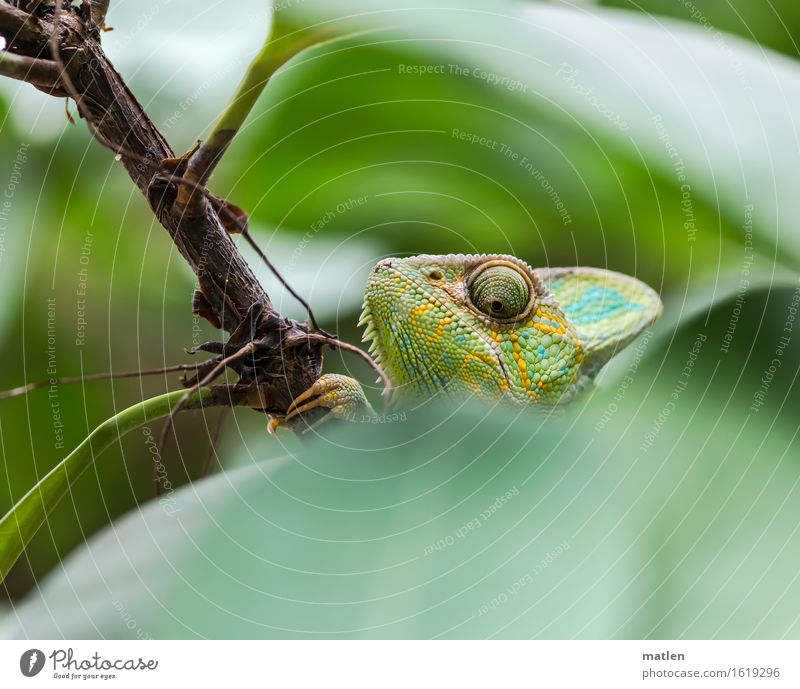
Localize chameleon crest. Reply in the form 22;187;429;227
282;254;662;425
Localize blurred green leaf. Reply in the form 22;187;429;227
222;0;800;284
599;0;800;60
2;0;800;640
3;285;799;638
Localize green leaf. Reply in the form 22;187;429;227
0;390;211;584
226;0;800;285
4;286;800;639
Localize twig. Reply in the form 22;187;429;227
42;5;324;343
0;363;200;401
0;49;59;86
201;409;228;478
305;332;393;399
156;343;255;494
239;228;322;332
0;3;46;47
16;1;326;342
48;2;325;337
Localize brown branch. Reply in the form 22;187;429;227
0;3;46;49
0;2;325;419
89;0;110;30
0;49;59;86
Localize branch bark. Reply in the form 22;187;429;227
0;3;47;49
89;0;110;30
0;3;324;418
0;49;58;86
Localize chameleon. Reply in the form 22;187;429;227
281;254;662;425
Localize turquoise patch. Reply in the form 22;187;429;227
562;286;644;325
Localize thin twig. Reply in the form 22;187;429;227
0;363;200;401
305;332;392;399
0;50;60;86
239;229;322;332
156;343;255;494
201;408;228;478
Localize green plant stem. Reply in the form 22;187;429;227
193;39;282;184
0;388;213;584
177;19;331;209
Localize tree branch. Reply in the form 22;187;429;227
0;3;325;418
0;3;47;49
0;49;58;86
89;0;110;30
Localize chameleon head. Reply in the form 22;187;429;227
359;254;584;404
278;253;659;425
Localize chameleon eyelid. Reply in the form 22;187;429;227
466;259;538;324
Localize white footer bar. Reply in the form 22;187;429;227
1;640;797;687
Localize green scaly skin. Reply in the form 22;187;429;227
284;254;662;423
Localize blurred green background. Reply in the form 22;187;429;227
0;0;799;638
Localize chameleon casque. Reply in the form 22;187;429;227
282;254;662;424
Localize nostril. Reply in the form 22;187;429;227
375;259;394;272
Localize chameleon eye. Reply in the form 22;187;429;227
469;265;531;320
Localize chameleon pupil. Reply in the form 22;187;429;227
491;300;504;312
